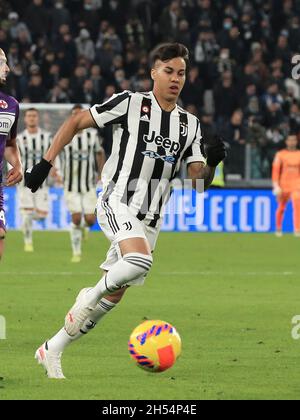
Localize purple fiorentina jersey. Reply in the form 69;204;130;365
0;91;19;211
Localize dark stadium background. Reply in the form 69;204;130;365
1;0;300;185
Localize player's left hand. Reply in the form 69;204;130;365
5;165;23;186
25;159;52;193
206;136;227;168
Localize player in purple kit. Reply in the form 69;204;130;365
0;48;23;260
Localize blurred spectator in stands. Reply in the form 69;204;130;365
76;0;100;38
125;14;146;49
175;19;191;51
224;109;247;177
221;26;245;64
275;32;292;74
50;0;71;42
75;28;95;62
289;102;300;135
8;11;32;44
289;15;300;52
70;65;88;96
247;116;268;179
159;0;182;42
48;82;70;103
200;110;218;144
57;31;77;74
181;66;204;109
262;82;285;127
240;83;262;120
214;71;238;127
27;72;48;103
103;84;116;102
0;29;9;52
90;64;106;102
95;40;114;78
24;0;50;42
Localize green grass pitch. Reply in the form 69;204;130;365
1;231;300;400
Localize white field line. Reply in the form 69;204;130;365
0;271;296;277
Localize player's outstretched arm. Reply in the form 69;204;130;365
44;110;96;163
4;137;23;186
25;111;96;192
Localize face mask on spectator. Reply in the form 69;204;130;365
223;22;232;30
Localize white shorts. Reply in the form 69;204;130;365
65;190;97;215
18;186;49;213
97;194;161;286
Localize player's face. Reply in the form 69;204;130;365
24;111;39;128
0;52;10;86
286;136;298;150
151;57;186;102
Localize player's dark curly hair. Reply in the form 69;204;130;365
150;43;189;67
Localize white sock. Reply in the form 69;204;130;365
22;212;33;245
86;253;153;307
47;298;116;353
70;223;82;256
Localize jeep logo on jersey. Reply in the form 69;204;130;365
143;131;180;154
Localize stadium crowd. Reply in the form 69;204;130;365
1;0;300;179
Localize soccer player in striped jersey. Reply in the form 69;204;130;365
62;104;105;262
17;108;55;252
25;43;226;378
0;48;22;261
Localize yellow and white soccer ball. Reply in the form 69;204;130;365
128;320;182;372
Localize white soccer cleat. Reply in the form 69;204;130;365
275;231;283;238
71;254;81;263
65;288;95;336
35;342;65;379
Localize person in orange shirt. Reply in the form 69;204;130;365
272;134;300;237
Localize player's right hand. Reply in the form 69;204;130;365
206;136;227;168
272;185;282;196
25;159;52;193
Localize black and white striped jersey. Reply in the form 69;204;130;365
90;90;206;227
17;128;52;187
62;128;102;193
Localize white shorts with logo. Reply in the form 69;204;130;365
18;186;49;213
96;193;161;286
65;190;97;215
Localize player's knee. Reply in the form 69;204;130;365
123;252;153;277
84;214;96;227
72;214;82;226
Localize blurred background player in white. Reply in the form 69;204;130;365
0;48;23;261
62;104;105;262
17;108;58;252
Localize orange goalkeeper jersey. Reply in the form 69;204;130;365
272;149;300;192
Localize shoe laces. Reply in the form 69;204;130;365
48;351;64;378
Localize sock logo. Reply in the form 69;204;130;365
86;320;97;330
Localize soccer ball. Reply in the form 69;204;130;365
128;320;182;372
